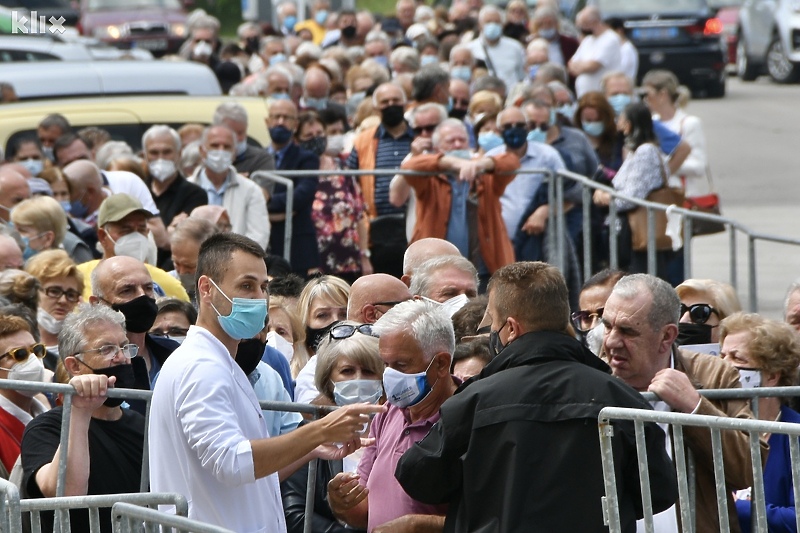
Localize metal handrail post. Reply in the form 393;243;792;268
582;184;593;281
748;236;757;312
249;171;294;262
56;393;72;497
646;208;657;275
609;201;619;270
546;172;556;263
0;479;22;533
729;226;738;291
683;216;692;279
554;172;566;273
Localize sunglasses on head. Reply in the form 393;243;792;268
329;323;380;340
680;303;718;325
570;308;604;333
0;343;46;364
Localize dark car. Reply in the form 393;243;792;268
78;0;187;56
585;0;727;97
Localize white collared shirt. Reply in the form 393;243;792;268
149;326;286;533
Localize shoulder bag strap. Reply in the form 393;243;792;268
481;39;498;78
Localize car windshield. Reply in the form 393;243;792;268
706;0;743;8
87;0;181;10
598;0;705;14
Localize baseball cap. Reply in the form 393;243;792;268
98;193;153;227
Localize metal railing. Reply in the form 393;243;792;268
251;171;294;263
112;502;234;533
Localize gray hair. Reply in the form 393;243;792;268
470;75;506;98
142;125;181;153
39;114;70;133
190;14;220;34
478;5;505;24
390;46;420;72
314;320;383;400
236;21;261;40
409;103;448;128
180;140;202;172
171;217;217;247
373;300;455;362
365;31;391;48
411;65;449;101
409;255;478;300
213;101;249;127
536;62;568;85
432;118;467;147
260;36;288;56
265;65;293;87
533;5;560;23
547;80;574;103
785;280;800;316
295;41;323;60
448;44;474;66
59;303;125;360
201;124;236;146
90;267;105;299
612;274;680;330
94;141;133;171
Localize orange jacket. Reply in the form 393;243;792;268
351;125;380;220
401;152;520;274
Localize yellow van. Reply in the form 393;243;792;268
0;95;273;154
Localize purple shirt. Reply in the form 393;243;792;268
358;402;449;531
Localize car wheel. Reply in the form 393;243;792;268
766;36;800;83
706;79;726;98
736;37;759;81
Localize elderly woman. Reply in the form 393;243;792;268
281;321;383;533
719;313;800;533
189;205;233;233
10;197;66;260
676;278;742;345
267;296;305;367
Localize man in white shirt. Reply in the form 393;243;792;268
149;233;382;532
467;6;526;94
568;6;622;97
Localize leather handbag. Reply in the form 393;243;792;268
628;156;686;251
683;170;725;236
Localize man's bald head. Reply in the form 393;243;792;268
0;168;31;222
303;67;331;99
402;238;461;286
63;160;103;189
3;163;32;180
91;255;154;304
0;234;23;270
348;274;412;323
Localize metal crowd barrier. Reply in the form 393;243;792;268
112;502;233;533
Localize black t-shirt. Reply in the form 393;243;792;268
20;406;145;533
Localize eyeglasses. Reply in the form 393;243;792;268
150;327;188;338
40;286;81;303
0;343;46;363
372;300;406;308
530;122;549;132
452;98;470;108
329;324;380;340
501;122;527;131
571;308;604;333
75;343;139;361
680;303;718;325
413;124;437;135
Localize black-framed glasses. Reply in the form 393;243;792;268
150;327;189;338
330;324;379;340
530;122;549;132
413;124;437;135
0;343;46;363
571;308;604;333
75;344;138;361
680;303;718;325
40;286;81;303
501;121;527;131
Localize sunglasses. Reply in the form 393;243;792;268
41;286;81;303
501;122;527;132
680;303;719;325
372;300;406;308
330;324;380;340
571;308;604;333
452;98;470;107
530;122;549;132
0;343;46;363
413;124;437;135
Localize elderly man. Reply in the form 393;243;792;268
448;44;474;83
265;65;293;100
300;66;334;111
449;79;470;121
532;6;579;68
328;300;457;532
149;233;381;530
183;14;221;68
602;273;763;533
0;168;30;223
401;118;520;280
408;255;478;305
37;114;71;161
90;255;179;389
53;132;92;168
0;315;48;478
213;102;276;178
188;125;270;249
0;234;24;270
75;194;188;302
784;281;800;331
276;0;298;35
169;218;217;299
265;99;320;277
396;262;677;533
411;66;450;107
568;6;622;97
20;304;144;533
467;6;526;93
143;125;208;233
401;237;461;287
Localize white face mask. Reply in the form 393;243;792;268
109;231;157;265
332;379;383;406
169;335;186;345
585;322;604;356
37;307;64;335
7;355;45;395
192;40;213;58
148;159;177;182
424;294;469;318
205;150;233;173
266;330;294;363
326;134;345;156
19;158;44;176
737;368;761;389
382;356;437;408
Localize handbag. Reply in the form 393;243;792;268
683;173;725;237
627;153;685;252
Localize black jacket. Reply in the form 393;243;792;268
235;144;276;177
396;331;678;533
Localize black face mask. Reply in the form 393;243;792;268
112;295;158;334
676;323;714;346
305;321;340;352
380;104;406;128
92;363;136;407
342;25;357;39
449;108;468;120
502;126;527;149
300;136;327;157
236;339;265;376
244;36;260;55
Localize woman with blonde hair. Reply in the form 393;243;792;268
11;196;67;259
267;295;306;376
676;278;741;344
468;90;503;123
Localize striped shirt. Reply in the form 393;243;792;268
347;124;414;216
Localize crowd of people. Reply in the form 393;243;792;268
0;0;799;532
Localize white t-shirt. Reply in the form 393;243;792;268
620;40;639;83
104;170;160;215
572;29;622;97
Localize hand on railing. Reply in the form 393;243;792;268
593;189;611;207
70;374;116;413
521;205;548;235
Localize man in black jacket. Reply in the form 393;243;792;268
396;261;678;533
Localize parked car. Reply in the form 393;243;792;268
0;59;220;99
78;0;187;56
737;0;800;83
0;34;152;61
0;95;272;154
709;0;745;66
576;0;727;97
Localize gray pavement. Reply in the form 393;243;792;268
680;77;800;317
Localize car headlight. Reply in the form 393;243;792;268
94;24;127;39
170;23;186;37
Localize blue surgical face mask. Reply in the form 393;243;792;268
70;198;89;219
450;65;471;82
483;22;502;41
283;15;297;32
478;131;504;152
582;120;605;137
539;27;557;40
271;92;291;100
269;53;287;66
382;356;438;408
235;139;248;157
421;54;438;66
19;158;43;176
304;96;328;110
446;149;472;160
373;55;389;68
59;200;72;214
315;10;328;25
528;64;540;80
209;278;268;340
608;93;632;117
548;108;557;126
21;236;39;261
557;103;577;121
42;146;54;162
526;128;547;144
